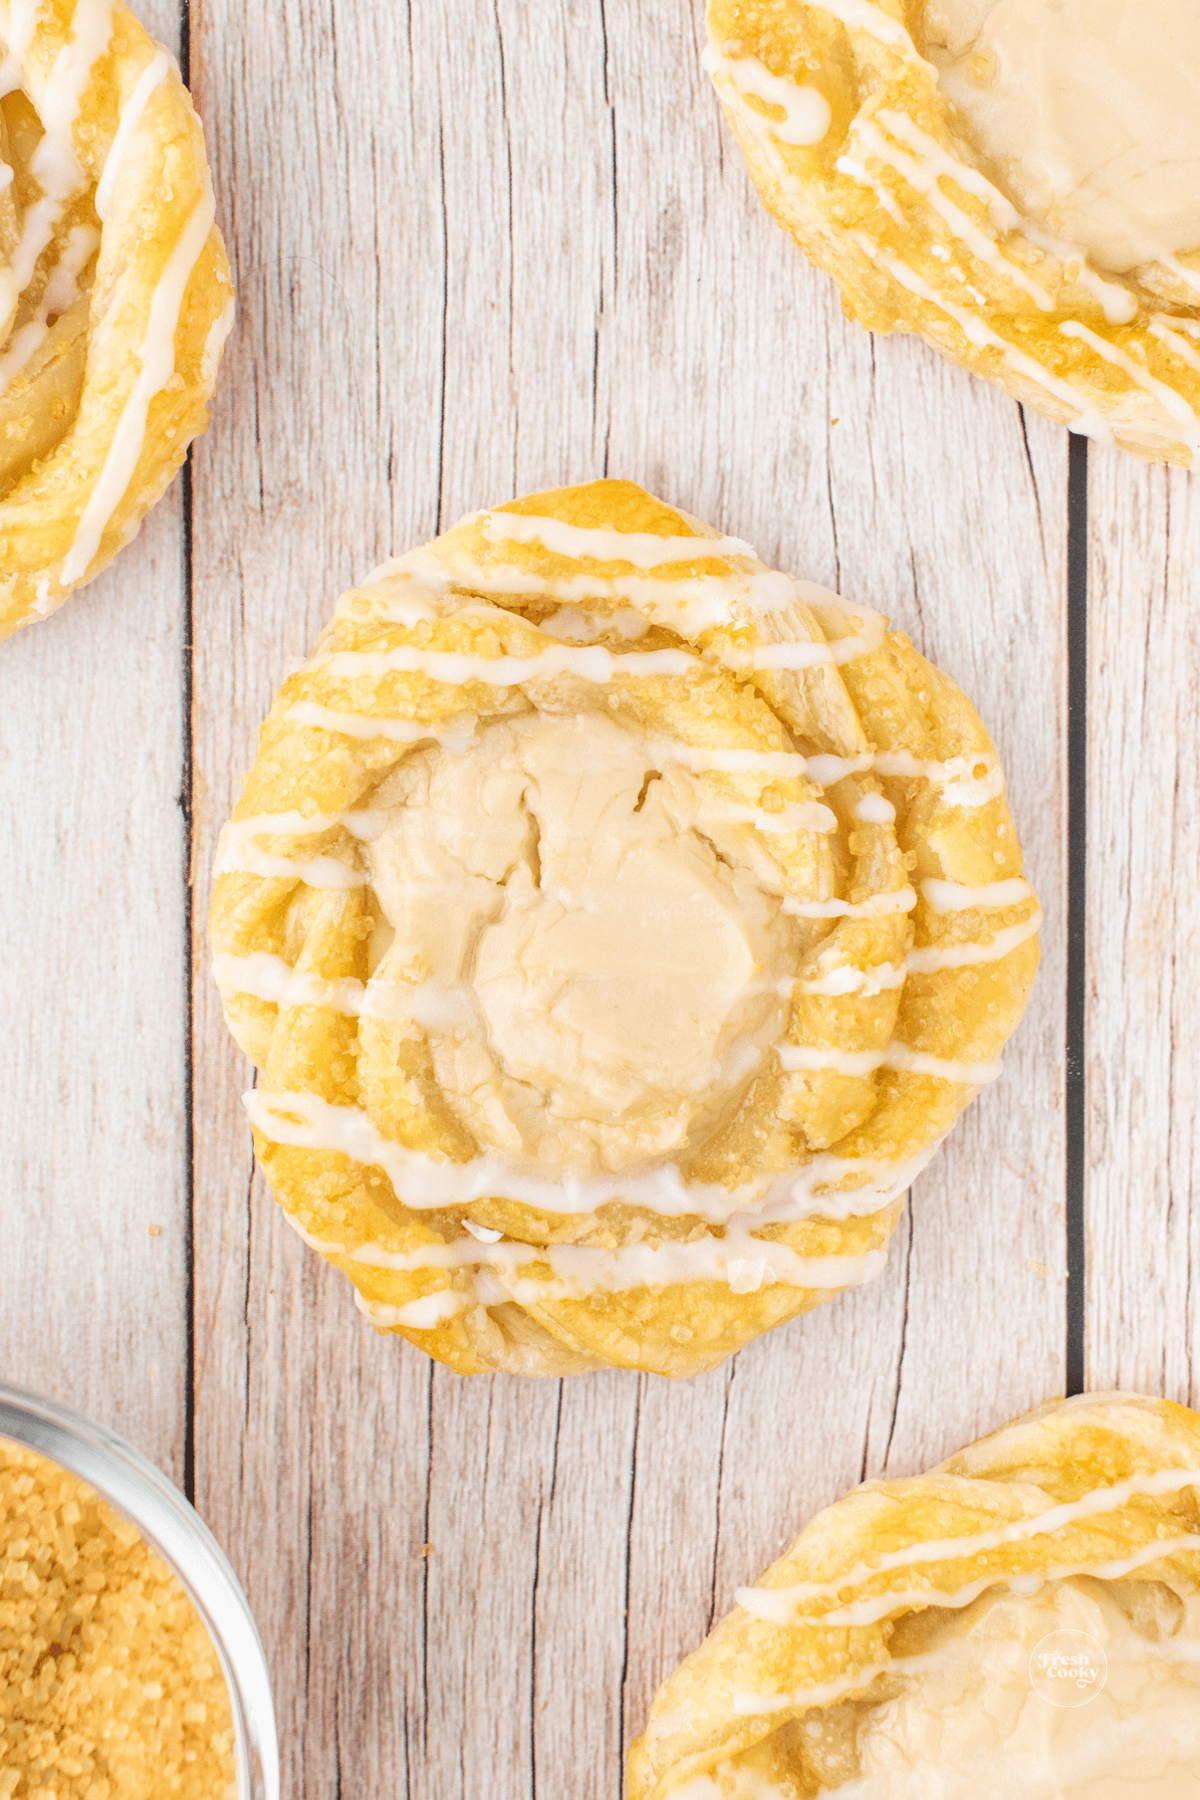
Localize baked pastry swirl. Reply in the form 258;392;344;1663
209;479;1038;1377
705;0;1200;463
0;0;232;640
628;1392;1200;1798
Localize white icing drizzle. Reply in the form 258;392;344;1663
905;911;1041;975
654;744;810;777
834;154;906;226
314;641;699;687
703;45;830;197
869;109;1139;334
284;700;480;751
0;0;114;336
738;1464;1200;1625
334;579;444;628
1149;315;1200;378
731;1660;896;1723
717;800;838;834
0;219;97;396
779;1045;887;1077
870;750;1004;807
216;849;368;890
537;602;652;641
1;3;39;70
259;706;1003;816
921;877;1034;913
1020;219;1138;325
853;792;894;824
1156;255;1200;296
785;889;916;919
304;1215;887;1311
475;509;758;567
375;1287;465;1330
881;1042;1002;1084
214;808;384;889
1059;319;1200;432
243;1087;930;1226
223;933;1006;1094
758;1530;1200;1631
802;752;875;783
708;52;830;150
850;233;1117;446
877;109;1020;230
724;610;886;671
798;0;934;68
796;962;905;996
213;951;371;1018
733;1620;1200;1722
219;808;388;843
94;47;170;219
36;1;114;176
213;952;475;1031
60;179;217;584
214;921;1023;1040
779;1042;1001;1084
395;545;797;635
201;293;234;381
852;115;1054;310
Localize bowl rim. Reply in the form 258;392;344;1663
0;1383;280;1800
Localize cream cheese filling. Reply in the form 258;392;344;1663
683;1579;1200;1798
843;1577;1200;1796
365;709;794;1175
923;0;1200;273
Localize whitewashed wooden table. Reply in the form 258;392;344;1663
3;3;1197;1794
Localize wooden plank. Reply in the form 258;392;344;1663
602;0;1071;1712
188;2;1072;1795
0;0;187;1477
1086;450;1200;1406
187;2;446;1791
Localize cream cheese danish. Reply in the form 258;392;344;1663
705;0;1200;462
0;0;232;639
629;1392;1200;1798
209;479;1038;1377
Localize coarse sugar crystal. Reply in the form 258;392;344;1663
0;1436;237;1798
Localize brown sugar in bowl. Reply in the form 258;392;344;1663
0;1386;278;1800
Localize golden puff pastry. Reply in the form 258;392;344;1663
209;478;1038;1378
629;1392;1200;1799
705;0;1200;464
0;0;232;640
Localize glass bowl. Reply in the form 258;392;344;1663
0;1383;279;1800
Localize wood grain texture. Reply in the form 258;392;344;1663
1086;449;1200;1407
0;491;189;1476
2;0;1137;1793
0;0;188;1477
185;3;1070;1795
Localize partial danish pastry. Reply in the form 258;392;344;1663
705;0;1200;463
628;1391;1200;1798
209;479;1038;1377
0;0;232;640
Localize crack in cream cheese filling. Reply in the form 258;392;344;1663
210;480;1040;1376
367;710;793;1170
924;0;1200;274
